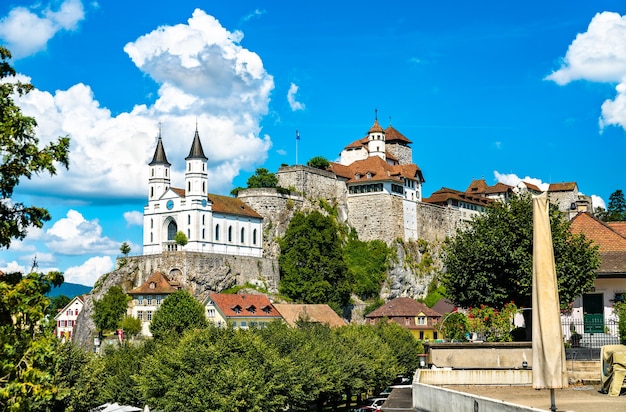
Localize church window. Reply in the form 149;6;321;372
188;229;190;238
241;228;245;243
253;229;257;245
188;182;191;192
150;233;153;242
165;169;168;177
151;219;153;229
188;163;191;171
202;229;205;239
167;221;177;240
202;215;205;225
150;187;154;198
215;225;220;241
203;164;206;171
188;215;191;225
203;182;206;193
151;168;154;177
228;226;233;242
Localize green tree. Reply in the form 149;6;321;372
307;156;330;169
372;321;423;374
48;294;71;316
440;312;470;342
174;231;188;247
0;46;70;249
279;211;352;312
442;194;600;312
119;315;142;339
246;167;278;188
344;238;390;299
149;289;207;340
93;286;130;333
119;242;131;256
0;271;65;411
606;189;626;222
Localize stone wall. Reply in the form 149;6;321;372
386;143;412;165
416;202;464;242
347;193;405;243
277;165;343;202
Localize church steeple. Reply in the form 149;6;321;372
148;128;171;201
185;124;208;199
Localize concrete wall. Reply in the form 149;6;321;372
413;382;545;412
416;369;532;385
425;342;533;369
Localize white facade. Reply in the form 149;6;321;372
143;130;263;257
54;296;84;341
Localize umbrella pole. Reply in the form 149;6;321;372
550;388;556;412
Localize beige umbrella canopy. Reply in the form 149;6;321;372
532;193;567;411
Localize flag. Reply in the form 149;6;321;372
296;130;300;141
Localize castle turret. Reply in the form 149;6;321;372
148;133;171;201
367;117;386;160
184;127;208;201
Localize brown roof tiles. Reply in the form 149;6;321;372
208;293;281;319
365;297;441;319
128;272;179;295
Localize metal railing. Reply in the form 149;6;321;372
561;317;620;348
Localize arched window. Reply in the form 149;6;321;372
202;229;205;239
151;219;153;229
202;215;205;225
215;224;220;241
165;169;168;177
188;182;191;192
150;232;153;242
151;168;154;177
253;229;257;245
150;187;154;198
240;228;245;243
203;182;206;193
188;215;191;224
167;221;177;240
228;226;233;242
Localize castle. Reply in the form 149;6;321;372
143;128;263;257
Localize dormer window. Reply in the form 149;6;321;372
262;306;271;314
355;173;360;180
247;305;256;314
149;282;156;289
366;172;371;179
232;305;241;314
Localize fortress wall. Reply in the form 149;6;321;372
347;193;405;243
127;251;280;298
386;143;413;165
415;202;464;243
277;165;340;201
237;188;304;222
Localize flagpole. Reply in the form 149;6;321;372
296;129;299;165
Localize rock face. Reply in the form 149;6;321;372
73;251;279;348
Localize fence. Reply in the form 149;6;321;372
561;317;620;349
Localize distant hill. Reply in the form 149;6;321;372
47;282;91;298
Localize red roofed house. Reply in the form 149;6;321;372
204;293;282;329
54;295;84;342
143;128;263;257
567;212;626;345
365;297;442;341
273;303;347;328
127;271;180;337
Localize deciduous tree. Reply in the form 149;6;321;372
246;167;278;188
442;194;599;311
93;286;130;333
149;289;207;340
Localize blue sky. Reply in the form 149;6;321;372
1;0;626;286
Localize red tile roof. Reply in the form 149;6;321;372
208;293;281;319
384;125;412;144
369;119;384;133
168;188;262;218
128;272;179;295
569;212;626;252
608;222;626;238
548;182;577;192
329;156;424;184
423;187;492;207
521;181;542;192
273;304;347;328
484;182;513;194
365;297;442;319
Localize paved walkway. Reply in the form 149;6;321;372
382;384;626;412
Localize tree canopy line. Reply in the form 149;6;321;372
0;42;616;409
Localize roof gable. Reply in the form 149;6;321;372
128;272;179;295
208;293;281;318
570;212;626;252
365;297;442;318
273;304;347;328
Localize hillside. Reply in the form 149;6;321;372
47;282;92;298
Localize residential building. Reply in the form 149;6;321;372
365;297;442;341
143;128;263;257
204;293;282;329
54;295;84;341
273;303;347;328
422;187;491;222
566;212;626;345
127;271;180;337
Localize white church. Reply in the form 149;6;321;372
143;128;263;257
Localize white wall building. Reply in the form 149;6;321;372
143;128;263;257
54;296;84;342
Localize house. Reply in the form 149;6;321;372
548;182;593;219
365;297;442;341
54;295;84;341
204;293;282;329
143;128;263;257
273;304;347;328
127;271;180;337
423;187;492;222
566;212;626;345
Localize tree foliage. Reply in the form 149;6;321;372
246;167;278;188
174;230;188;246
606;189;626;222
93;286;130;332
149;289;207;340
119;242;131;256
344;239;390;299
0;271;65;411
307;156;330;169
279;211;352;312
0;46;70;249
442;194;600;310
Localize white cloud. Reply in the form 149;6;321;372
0;0;85;58
545;12;626;131
545;12;626;85
287;82;305;111
240;9;266;24
494;171;550;191
45;209;120;255
124;211;143;226
14;8;273;199
63;255;113;286
592;195;606;210
0;260;26;274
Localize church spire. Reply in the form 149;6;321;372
185;124;208;160
149;129;171;166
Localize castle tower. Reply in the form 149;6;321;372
184;126;208;203
367;115;386;160
148;132;171;201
